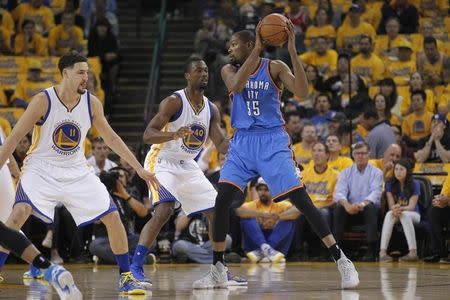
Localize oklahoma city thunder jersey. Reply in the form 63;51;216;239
148;89;211;162
230;58;284;130
25;86;92;167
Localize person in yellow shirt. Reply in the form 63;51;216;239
292;122;318;166
305;8;336;48
410;21;445;56
402;90;434;150
48;12;84;56
12;0;55;36
351;35;385;86
437;83;450;115
400;72;435;116
335;4;376;53
0;23;12;54
369;143;402;178
0;116;12;136
10;60;53;108
0;88;7;107
0;8;14;35
385;40;416;87
300;36;338;79
325;134;354;172
236;177;300;263
374;17;408;62
417;37;449;89
13;19;47;56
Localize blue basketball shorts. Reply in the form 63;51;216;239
219;126;303;201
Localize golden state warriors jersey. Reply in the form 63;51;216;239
25;86;92;167
150;89;211;161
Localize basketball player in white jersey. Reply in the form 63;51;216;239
129;57;246;288
0;127;19;223
0;51;159;296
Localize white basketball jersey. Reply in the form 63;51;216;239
150;89;212;161
25;86;92;167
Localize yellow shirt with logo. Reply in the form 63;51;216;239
300;49;338;78
386;59;417;86
302;165;339;208
336;21;376;52
351;53;385;85
402;111;434;140
399;88;435;116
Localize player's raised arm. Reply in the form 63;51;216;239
0;93;47;169
143;95;192;144
273;20;308;98
90;95;159;189
221;25;264;93
208;102;229;154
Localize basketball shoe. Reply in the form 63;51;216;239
337;251;359;289
118;271;146;295
23;264;44;279
44;264;82;300
192;262;228;289
130;263;152;289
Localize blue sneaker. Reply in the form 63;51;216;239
130;263;152;289
44;264;82;300
23;264;44;280
119;271;146;295
227;271;247;286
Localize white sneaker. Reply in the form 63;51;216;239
246;250;263;263
337;251;359;289
192;262;228;289
261;244;284;263
44;264;82;300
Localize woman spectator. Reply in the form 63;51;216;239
88;17;120;97
379;158;420;262
378;78;402;117
373;93;401;127
400;72;435;116
294;64;326;108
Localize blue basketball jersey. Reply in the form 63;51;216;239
230;58;284;130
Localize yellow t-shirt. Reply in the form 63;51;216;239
336;21;376;52
0;9;15;35
13;3;55;35
0;27;11;53
292;142;312;165
402;111;434;140
440;174;450;196
48;24;84;55
400;89;435;116
0;116;11;136
13;33;48;56
422;52;444;79
12;79;53;104
409;34;445;55
437;83;450;111
302;165;339;208
300;49;338;78
342;5;382;29
328;156;353;172
351;53;385;85
304;25;336;47
241;199;292;229
369;158;393;178
386;59;416;86
356;124;369;139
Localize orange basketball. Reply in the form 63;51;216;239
259;13;288;47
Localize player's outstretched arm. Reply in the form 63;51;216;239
221;22;264;93
208;102;229;154
90;95;159;189
273;20;308;98
0;93;47;169
143;95;192;144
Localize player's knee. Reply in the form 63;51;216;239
100;210;121;226
154;203;175;224
9;203;32;227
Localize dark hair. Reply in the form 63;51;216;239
283;111;300;123
424;36;437;47
411;89;426;102
387;157;415;205
379;78;398;111
233;30;255;44
351;141;370;152
184;56;204;73
22;19;35;29
92;136;105;146
58;51;88;74
314;8;330;25
363;108;378;119
373;93;392;120
312;141;330;154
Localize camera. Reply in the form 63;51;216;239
99;170;120;193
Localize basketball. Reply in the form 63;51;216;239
259;13;288;47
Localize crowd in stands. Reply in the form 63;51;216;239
2;0;450;267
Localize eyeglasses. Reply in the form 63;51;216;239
353;151;368;156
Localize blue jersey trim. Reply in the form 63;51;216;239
36;90;52;126
14;182;53;224
78;198;118;228
87;91;93;126
187;206;214;217
208;100;213;122
169;92;183;122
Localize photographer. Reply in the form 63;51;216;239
89;167;150;263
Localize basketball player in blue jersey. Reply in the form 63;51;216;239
194;22;359;289
0;51;159;296
129;57;246;288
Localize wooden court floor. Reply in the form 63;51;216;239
1;262;450;299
